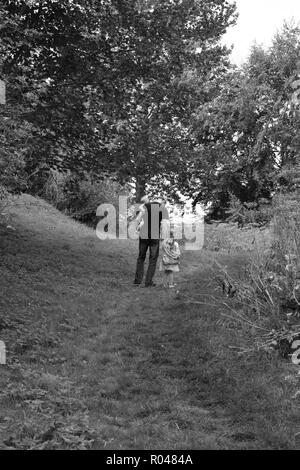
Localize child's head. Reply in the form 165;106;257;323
167;231;175;244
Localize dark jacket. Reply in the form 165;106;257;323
139;202;169;240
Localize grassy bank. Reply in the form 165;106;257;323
0;195;299;449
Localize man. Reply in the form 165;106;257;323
134;197;169;287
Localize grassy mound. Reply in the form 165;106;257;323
0;195;299;449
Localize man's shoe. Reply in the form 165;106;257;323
133;281;142;287
145;282;157;288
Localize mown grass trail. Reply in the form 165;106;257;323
0;195;299;450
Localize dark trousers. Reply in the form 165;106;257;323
134;239;160;286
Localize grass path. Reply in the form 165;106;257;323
72;269;235;450
0;195;299;450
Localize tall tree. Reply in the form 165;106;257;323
100;0;237;199
188;22;300;218
0;0;237;199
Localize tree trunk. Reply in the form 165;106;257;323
135;176;146;202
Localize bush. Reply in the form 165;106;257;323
42;170;69;207
0;99;29;197
213;190;300;358
226;194;273;228
0;185;10;225
41;171;131;227
0;148;26;217
277;163;300;193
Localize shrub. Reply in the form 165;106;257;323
42;170;69;207
47;172;131;227
0;184;10;224
226;194;273;228
213;190;300;358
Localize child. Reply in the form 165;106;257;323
160;231;181;288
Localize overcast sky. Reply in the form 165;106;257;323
223;0;300;64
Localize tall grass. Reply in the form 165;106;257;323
211;191;300;356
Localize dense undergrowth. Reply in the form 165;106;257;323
203;190;300;414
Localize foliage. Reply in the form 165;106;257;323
1;2;299;212
36;169;130;225
211;190;300;359
189;22;300;216
0;0;237;200
225;194;272;227
57;173;131;226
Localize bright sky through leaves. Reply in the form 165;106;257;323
223;0;300;64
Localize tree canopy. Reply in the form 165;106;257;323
187;21;300;217
0;0;237;199
1;2;299;215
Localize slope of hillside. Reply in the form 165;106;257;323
0;195;298;450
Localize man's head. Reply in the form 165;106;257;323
140;195;150;205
